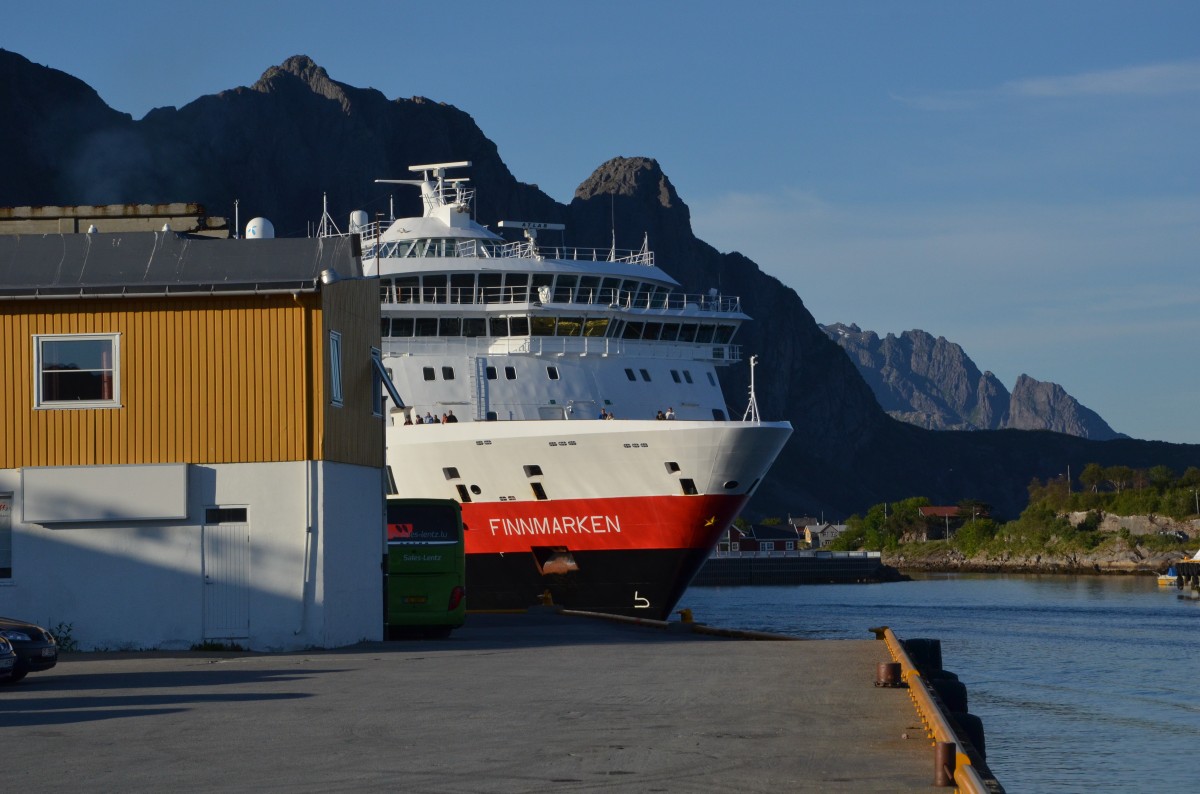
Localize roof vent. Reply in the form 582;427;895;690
87;224;98;234
245;217;275;239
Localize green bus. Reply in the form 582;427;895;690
385;497;466;638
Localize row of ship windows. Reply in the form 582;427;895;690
420;364;716;387
382;315;736;343
439;463;713;503
380;272;670;308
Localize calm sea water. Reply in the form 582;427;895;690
677;573;1200;793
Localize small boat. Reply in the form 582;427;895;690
1158;566;1178;587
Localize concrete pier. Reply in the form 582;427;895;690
1;611;939;791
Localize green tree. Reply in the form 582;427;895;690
1149;465;1175;492
1104;465;1135;494
1080;463;1105;493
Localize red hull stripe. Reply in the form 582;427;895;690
461;493;747;555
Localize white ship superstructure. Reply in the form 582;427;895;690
346;161;792;617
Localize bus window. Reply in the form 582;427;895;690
385;497;466;638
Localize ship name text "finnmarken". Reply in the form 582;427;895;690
488;515;623;537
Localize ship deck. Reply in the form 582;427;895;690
1;610;940;791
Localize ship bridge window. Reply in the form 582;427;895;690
696;325;716;344
450;273;476;304
622;321;644;340
423;367;435;381
439;318;462;336
633;283;652;309
505;366;516;380
391;317;414;337
531;316;556;336
556;318;583;337
379;278;394;303
504;273;530;303
600;278;621;305
660;323;681;342
462;318;486;337
479;272;502;303
442;366;455;380
546;366;559;380
396;276;419;303
531;273;554;302
552;275;577;303
715;325;735;344
486;366;497;380
642;322;663;341
381;318;392;337
625;368;636;382
578;276;601;304
423;275;448;304
678;324;698;343
607;320;624;338
415;318;438;337
583;317;609;337
509;316;530;336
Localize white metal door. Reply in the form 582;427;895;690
202;521;250;639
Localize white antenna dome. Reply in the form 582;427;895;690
349;210;369;233
245;217;275;239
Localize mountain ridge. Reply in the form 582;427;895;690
822;322;1125;440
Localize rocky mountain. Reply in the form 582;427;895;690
822;323;1125;440
3;48;1196;521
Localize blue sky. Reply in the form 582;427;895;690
6;1;1199;444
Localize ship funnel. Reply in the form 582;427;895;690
246;217;275;239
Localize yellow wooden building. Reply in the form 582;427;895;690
0;230;386;651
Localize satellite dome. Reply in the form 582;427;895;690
245;217;275;239
349;210;369;234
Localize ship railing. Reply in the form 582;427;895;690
380;335;742;363
379;284;742;313
455;238;654;265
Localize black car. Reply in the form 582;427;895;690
0;635;16;681
0;617;58;682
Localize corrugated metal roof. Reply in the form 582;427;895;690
0;232;361;297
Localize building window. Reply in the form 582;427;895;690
731;542;740;552
760;541;775;552
205;507;248;524
328;331;343;406
34;333;120;408
785;541;795;551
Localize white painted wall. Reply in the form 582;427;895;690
0;461;384;651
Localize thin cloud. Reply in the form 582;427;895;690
895;59;1200;109
1004;60;1200;98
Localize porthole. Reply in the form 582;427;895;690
723;481;739;490
470;484;482;495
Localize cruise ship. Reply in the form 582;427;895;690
346;161;792;619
